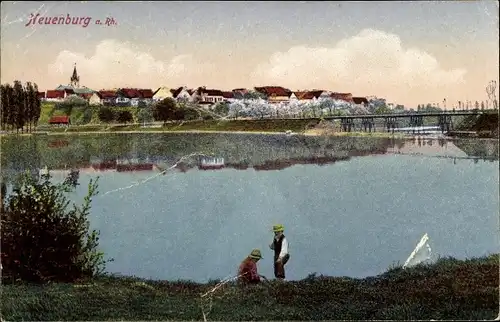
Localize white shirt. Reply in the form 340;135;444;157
274;236;289;260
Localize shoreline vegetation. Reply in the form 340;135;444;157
0;115;498;139
0;95;497;139
2;254;498;320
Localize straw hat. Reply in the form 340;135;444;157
249;249;262;259
272;224;284;232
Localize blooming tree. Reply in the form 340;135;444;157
226;96;370;119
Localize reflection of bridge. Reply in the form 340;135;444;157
385;152;498;163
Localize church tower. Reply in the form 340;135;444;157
70;63;80;88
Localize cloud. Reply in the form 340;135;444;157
48;39;216;89
251;29;467;99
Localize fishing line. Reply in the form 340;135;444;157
200;273;244;322
96;152;216;198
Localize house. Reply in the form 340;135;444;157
37;92;46;100
98;90;118;105
291;90;325;102
254;86;292;103
48;115;71;126
222;91;234;101
117;88;141;106
73;87;96;101
353;97;369;107
89;93;102;105
45;90;66;101
55;84;74;91
138;89;154;104
153;87;174;101
78;93;93;100
198;87;225;104
330;92;354;103
114;88;154;106
232;88;248;99
171;86;194;102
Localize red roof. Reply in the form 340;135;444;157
222;91;234;99
98;90;117;99
330;92;354;102
48;115;70;124
254;86;291;97
353;97;369;104
202;89;224;96
119;88;142;99
46;90;65;99
78;93;93;99
139;89;154;99
295;90;324;100
38;92;46;99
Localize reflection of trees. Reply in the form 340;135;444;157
453;139;499;159
6;134;497;178
1;181;6;213
2;134;398;177
1;136;41;187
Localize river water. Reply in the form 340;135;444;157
1;133;498;282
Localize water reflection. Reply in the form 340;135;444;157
1;134;498;184
1;133;498;281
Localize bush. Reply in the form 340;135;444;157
137;107;154;124
55;96;88;110
0;170;109;284
116;110;133;123
153;98;178;123
98;107;115;123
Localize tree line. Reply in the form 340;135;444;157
417;100;492;111
0;81;42;133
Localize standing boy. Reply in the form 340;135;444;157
269;224;290;280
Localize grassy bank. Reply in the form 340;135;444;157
451;112;499;138
2;119;408;138
5;105;497;139
1;255;498;321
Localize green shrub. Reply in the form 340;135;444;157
137;107;154;124
116;110;133;123
0;170;109;284
98;107;115;123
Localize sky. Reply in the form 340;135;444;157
1;1;499;108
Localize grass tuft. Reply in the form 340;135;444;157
1;255;498;320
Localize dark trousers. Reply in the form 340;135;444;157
274;254;290;279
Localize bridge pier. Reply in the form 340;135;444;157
340;118;354;132
409;115;424;133
361;117;375;132
384;117;398;133
438;115;453;133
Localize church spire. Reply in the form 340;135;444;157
70;63;80;88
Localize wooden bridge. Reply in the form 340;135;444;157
317;110;489;133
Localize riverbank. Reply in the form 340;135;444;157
1;114;498;139
449;112;499;138
0;118;429;139
1;255;498;321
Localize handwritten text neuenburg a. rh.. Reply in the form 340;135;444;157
25;13;117;28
